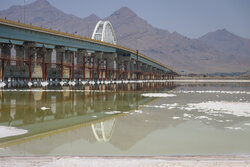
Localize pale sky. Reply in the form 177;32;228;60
1;0;250;39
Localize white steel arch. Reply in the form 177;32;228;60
91;118;116;142
92;20;117;45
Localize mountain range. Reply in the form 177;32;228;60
1;0;249;73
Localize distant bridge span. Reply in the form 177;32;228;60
0;18;178;86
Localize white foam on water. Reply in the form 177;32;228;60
0;126;28;138
141;93;176;97
105;111;122;115
195;116;213;120
40;107;50;110
177;90;250;95
162;103;178;107
183;113;192;118
186;101;250;117
134;110;143;114
244;123;250;126
92;115;97;118
172;116;180;120
225;127;243;130
143;103;178;109
143;105;167;109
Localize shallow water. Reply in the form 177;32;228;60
0;82;250;156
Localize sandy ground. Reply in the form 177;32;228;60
0;156;249;167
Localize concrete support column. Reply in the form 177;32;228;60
152;67;157;80
56;47;66;80
94;52;103;81
148;66;153;80
31;47;45;79
136;61;142;80
23;43;36;81
71;52;75;81
15;45;24;66
76;49;87;80
116;59;123;80
141;63;147;80
127;60;133;80
85;53;92;80
103;53;117;80
10;45;16;66
130;59;136;80
45;48;53;80
0;43;12;81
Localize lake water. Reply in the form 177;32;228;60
0;82;250;156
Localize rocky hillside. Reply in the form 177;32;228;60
1;0;249;73
200;29;250;66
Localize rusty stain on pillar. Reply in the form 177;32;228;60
83;55;85;80
1;59;4;81
92;55;95;81
42;46;45;81
28;47;31;81
61;52;63;80
105;59;108;80
72;52;75;80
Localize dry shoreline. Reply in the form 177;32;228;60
0;156;250;167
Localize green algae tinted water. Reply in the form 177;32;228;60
0;82;250;156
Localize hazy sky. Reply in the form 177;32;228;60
1;0;250;39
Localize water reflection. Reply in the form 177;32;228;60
0;82;250;155
91;119;116;142
0;82;176;146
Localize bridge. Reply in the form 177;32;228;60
0;18;178;87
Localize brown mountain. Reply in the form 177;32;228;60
200;29;250;66
0;0;100;37
0;0;249;73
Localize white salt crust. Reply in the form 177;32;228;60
0;126;28;138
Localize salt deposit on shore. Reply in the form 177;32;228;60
141;93;176;97
186;101;250;117
0;157;249;167
0;126;28;138
177;90;250;95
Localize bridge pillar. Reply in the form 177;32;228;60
148;66;153;80
76;49;87;80
15;45;24;66
152;67;157;80
0;43;12;81
31;46;45;80
44;48;53;81
94;52;103;81
118;55;131;80
127;60;134;80
141;63;148;80
136;61;142;80
23;42;36;81
56;47;66;80
103;53;117;81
